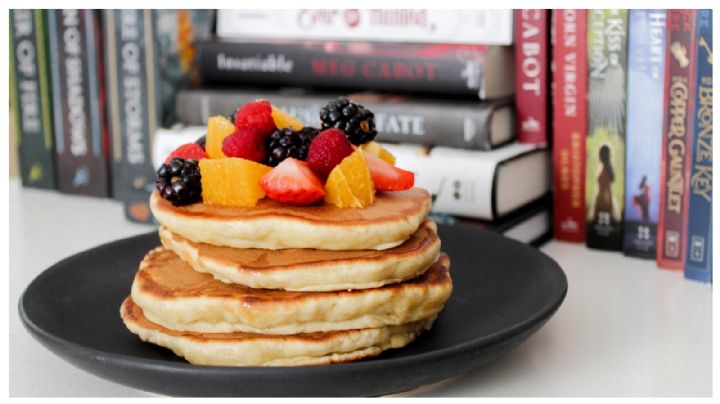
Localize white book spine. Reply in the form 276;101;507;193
217;9;514;45
383;143;541;219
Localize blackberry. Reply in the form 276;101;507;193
156;158;202;206
195;134;207;150
227;108;239;125
319;97;377;145
264;127;320;166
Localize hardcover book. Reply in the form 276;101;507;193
514;9;550;145
197;40;514;99
382;143;550;221
175;88;515;150
622;10;667;258
552;9;588;242
47;9;110;197
216;9;514;45
10;10;57;190
657;9;697;269
104;10;213;223
685;9;712;283
585;9;628;250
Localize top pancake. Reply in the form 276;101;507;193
150;188;432;250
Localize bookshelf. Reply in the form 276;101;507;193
9;179;712;397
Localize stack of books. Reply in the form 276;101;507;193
162;9;554;246
552;9;713;283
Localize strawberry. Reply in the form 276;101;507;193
233;100;276;138
165;143;208;163
306;128;355;179
363;151;414;191
222;128;266;162
259;158;325;205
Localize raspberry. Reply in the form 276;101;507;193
222;129;266;163
306;128;355;179
233;100;276;138
165;143;208;163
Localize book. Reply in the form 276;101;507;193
551;9;588;242
216;9;514;45
104;10;214;223
585;10;628;251
684;9;712;283
383;143;550;221
10;10;57;190
432;195;553;247
47;9;111;197
622;10;667;259
514;9;551;145
657;10;697;269
152;125;207;170
196;40;514;99
175;88;515;150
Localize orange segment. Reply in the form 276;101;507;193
206;116;236;159
361;141;396;165
271;106;304;130
199;158;271;207
324;149;375;208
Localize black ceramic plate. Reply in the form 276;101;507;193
19;224;567;397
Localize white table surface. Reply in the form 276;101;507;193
9;180;713;397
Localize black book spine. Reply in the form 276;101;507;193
197;40;505;98
176;89;512;150
104;9;157;223
10;10;57;189
48;9;110;197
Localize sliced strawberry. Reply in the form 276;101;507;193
363;151;414;191
165;143;208;163
259;158;326;205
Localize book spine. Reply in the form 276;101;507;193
657;10;697;269
551;9;588;242
104;9;158;223
10;10;57;189
216;9;514;45
197;40;509;99
622;10;667;258
176;90;509;150
684;9;712;282
48;10;110;197
585;10;629;251
514;9;550;145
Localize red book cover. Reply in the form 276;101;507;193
552;9;587;242
514;9;550;145
657;9;697;269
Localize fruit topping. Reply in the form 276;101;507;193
205;116;236;159
199;158;271;207
306;128;355;179
264;127;320;167
222;128;266;163
363;151;414;191
320;97;377;145
156;158;202;206
259;158;325;205
271;106;304;130
165;143;209;163
233;100;276;138
324;149;375;208
360;141;396;165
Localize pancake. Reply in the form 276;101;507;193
131;247;452;335
149;188;432;250
159;220;441;291
121;297;434;366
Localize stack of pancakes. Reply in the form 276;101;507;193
121;188;452;366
